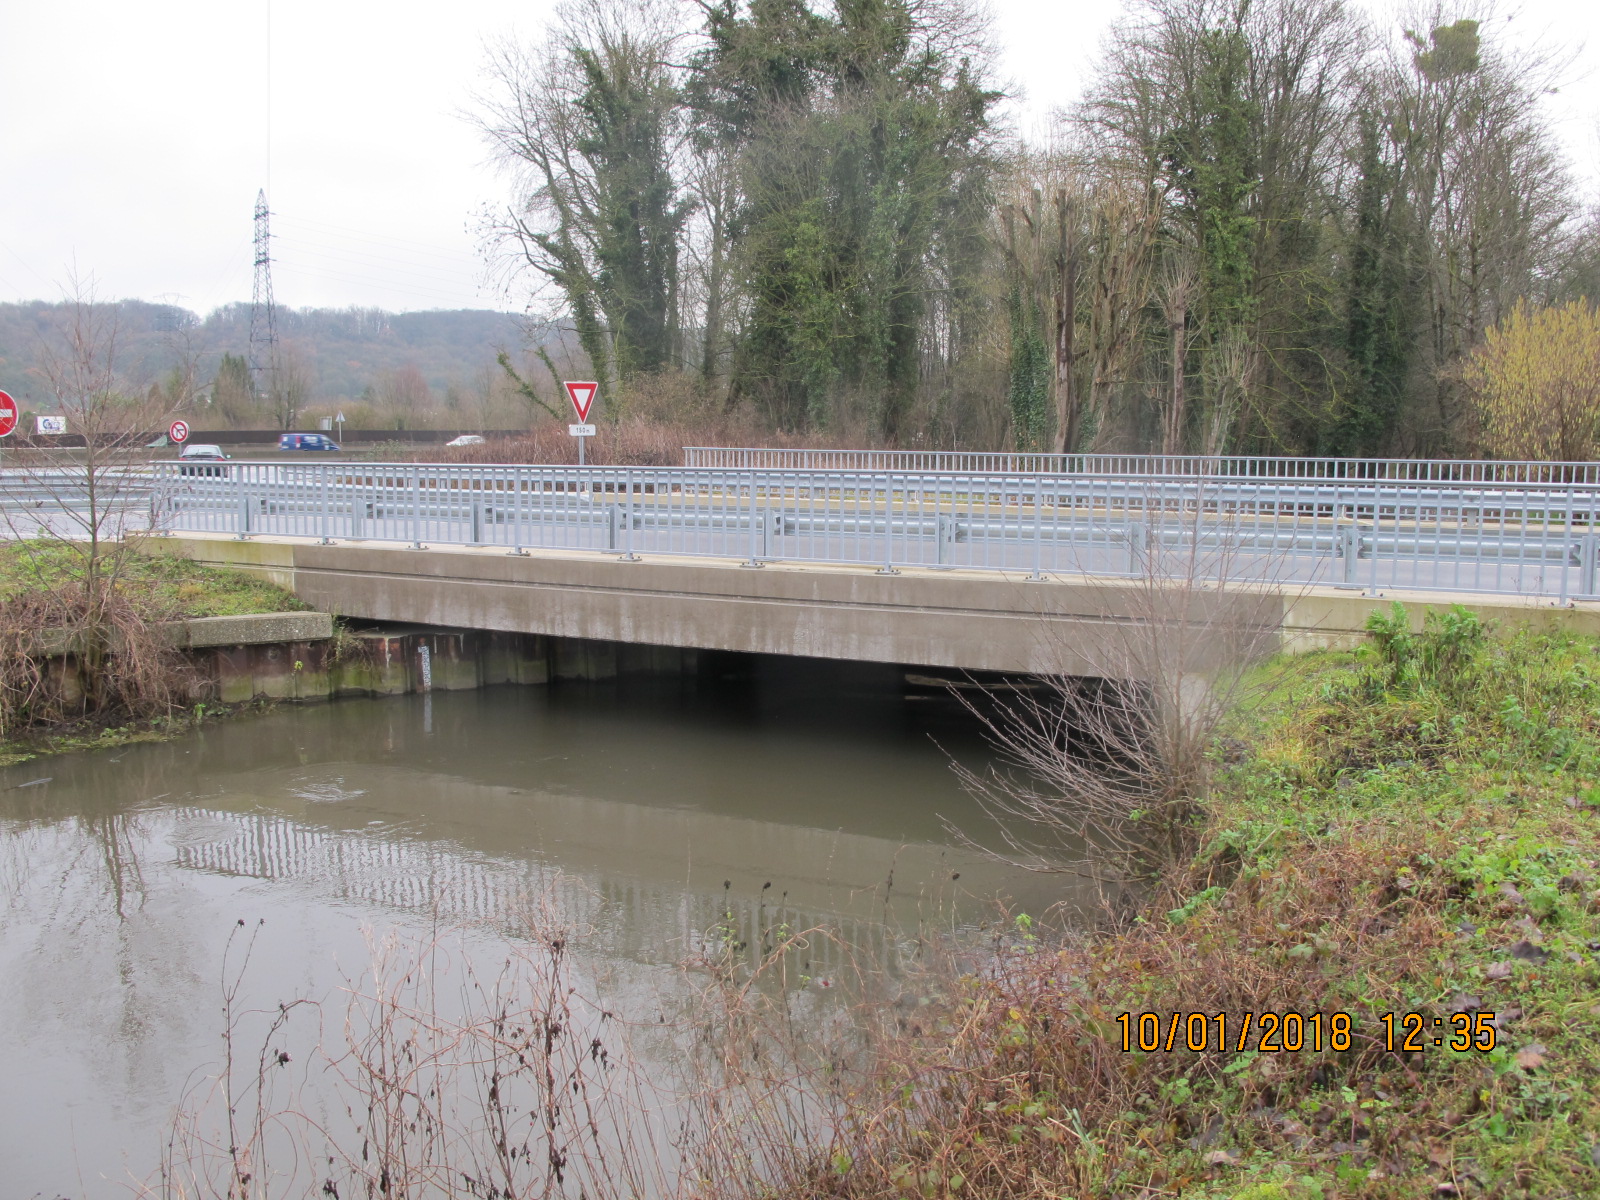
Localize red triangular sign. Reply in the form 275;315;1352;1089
564;380;598;423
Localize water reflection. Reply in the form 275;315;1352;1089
0;658;1092;1197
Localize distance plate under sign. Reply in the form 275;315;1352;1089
568;424;596;437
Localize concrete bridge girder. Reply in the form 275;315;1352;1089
150;535;1600;679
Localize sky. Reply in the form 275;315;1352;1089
2;0;1598;318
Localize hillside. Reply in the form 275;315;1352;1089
0;299;558;424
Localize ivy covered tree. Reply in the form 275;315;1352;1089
690;0;1000;437
480;0;690;406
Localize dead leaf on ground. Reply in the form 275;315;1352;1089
1507;938;1550;963
1515;1043;1548;1070
1205;1149;1239;1167
1485;961;1514;980
1445;992;1481;1013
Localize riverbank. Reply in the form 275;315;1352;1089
805;608;1600;1198
0;538;312;763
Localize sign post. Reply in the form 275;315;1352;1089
168;419;190;445
563;381;598;467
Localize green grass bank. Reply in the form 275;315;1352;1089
806;610;1600;1199
0;538;310;763
0;538;309;618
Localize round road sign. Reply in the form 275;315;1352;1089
0;390;16;438
168;419;190;444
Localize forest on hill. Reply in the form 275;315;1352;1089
0;300;561;431
468;0;1600;459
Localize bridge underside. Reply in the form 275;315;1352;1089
150;535;1600;678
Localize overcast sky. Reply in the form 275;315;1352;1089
2;0;1597;317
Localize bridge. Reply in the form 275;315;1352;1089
147;457;1600;677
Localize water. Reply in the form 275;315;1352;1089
0;657;1089;1197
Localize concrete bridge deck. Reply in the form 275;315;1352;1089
150;533;1600;678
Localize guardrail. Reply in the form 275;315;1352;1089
150;461;1600;602
682;447;1600;485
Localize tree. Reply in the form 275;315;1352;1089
375;364;433;430
1460;300;1600;463
691;0;1001;437
211;353;258;428
480;0;691;402
270;341;313;431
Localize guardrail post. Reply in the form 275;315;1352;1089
353;497;367;539
936;513;953;567
471;500;483;546
607;503;623;552
1578;532;1599;600
1336;524;1360;588
1125;521;1147;576
236;489;252;540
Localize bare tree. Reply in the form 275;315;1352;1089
1159;252;1198;454
952;487;1289;877
0;283;197;728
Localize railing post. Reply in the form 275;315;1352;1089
741;470;764;568
471;500;483;546
876;471;900;575
236;477;252;540
410;471;425;549
1028;474;1044;581
509;468;528;555
319;466;334;544
936;512;952;566
619;468;641;561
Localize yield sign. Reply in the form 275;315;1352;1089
563;380;598;423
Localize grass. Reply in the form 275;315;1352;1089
0;538;309;618
0;538;311;763
796;607;1600;1199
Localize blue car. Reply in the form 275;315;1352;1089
279;433;341;451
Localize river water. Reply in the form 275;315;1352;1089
0;656;1087;1198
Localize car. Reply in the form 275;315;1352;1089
445;434;486;447
279;433;341;451
177;443;230;477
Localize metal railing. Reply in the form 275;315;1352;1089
683;446;1600;485
150;461;1600;602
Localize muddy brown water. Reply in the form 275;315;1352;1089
0;656;1093;1197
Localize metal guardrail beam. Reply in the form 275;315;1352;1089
148;461;1600;603
683;446;1600;485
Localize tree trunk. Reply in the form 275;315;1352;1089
1053;191;1081;456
